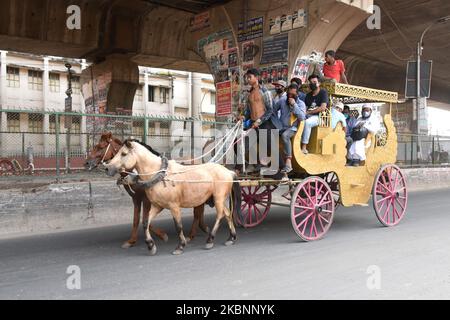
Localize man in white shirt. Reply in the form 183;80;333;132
347;105;380;166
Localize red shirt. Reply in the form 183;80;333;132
323;59;345;83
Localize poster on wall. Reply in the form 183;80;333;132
292;9;307;29
292;58;309;83
190;11;210;32
216;81;232;116
242;40;257;65
229;67;241;108
281;14;293;32
269;16;281;35
237;16;264;42
228;47;238;68
260;33;289;65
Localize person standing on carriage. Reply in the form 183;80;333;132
236;68;278;174
347;105;381;166
272;84;306;173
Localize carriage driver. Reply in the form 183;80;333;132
347;105;381;167
237;68;278;173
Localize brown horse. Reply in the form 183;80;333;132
85;132;209;249
106;140;238;255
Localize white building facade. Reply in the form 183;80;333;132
0;51;216;157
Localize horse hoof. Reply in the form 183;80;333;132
148;246;157;256
121;241;135;249
224;240;235;246
162;234;169;242
172;249;184;255
205;242;214;250
186;237;192;243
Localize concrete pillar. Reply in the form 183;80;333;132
80;54;139;114
0;51;8;153
42;57;50;155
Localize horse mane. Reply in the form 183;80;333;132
126;139;161;157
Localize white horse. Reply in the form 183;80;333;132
105;140;239;255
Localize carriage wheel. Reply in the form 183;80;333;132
290;177;335;241
0;159;15;175
235;185;272;228
323;172;341;208
373;164;408;227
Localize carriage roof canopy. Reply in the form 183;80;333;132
301;82;399;104
321;82;399;104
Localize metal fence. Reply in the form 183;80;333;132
397;134;450;166
0;109;232;176
1;109;449;177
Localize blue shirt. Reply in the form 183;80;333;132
298;91;306;103
331;108;347;130
346;116;357;137
272;96;306;131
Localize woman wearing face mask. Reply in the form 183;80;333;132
347;105;381;166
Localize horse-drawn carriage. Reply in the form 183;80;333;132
233;82;407;241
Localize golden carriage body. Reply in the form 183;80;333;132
235;82;408;241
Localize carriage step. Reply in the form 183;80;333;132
351;183;365;187
355;203;369;207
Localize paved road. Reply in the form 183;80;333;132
1;188;450;300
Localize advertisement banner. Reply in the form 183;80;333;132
216;81;232;116
260;33;289;64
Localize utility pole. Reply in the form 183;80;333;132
65;62;73;174
416;15;450;161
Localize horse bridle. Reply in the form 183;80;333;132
100;141;119;165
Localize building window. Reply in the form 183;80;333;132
49;114;56;133
132;121;144;137
71;76;81;94
49;73;60;92
70;116;81;134
6;67;20;88
148;85;155;102
28;114;43;133
160;121;170;135
160;87;170;104
135;86;143;101
210;91;216;105
7;113;20;132
148;121;156;135
28;70;43;91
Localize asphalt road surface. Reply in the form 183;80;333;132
1;188;450;300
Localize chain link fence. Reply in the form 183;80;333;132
0;109;233;176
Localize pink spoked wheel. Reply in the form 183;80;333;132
0;159;15;176
373;164;408;227
290;177;335;241
234;185;273;228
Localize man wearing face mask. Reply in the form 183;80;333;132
301;74;329;154
347;105;380;166
272;80;287;105
272;84;306;173
343;105;357;150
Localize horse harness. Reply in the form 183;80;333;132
134;156;169;189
